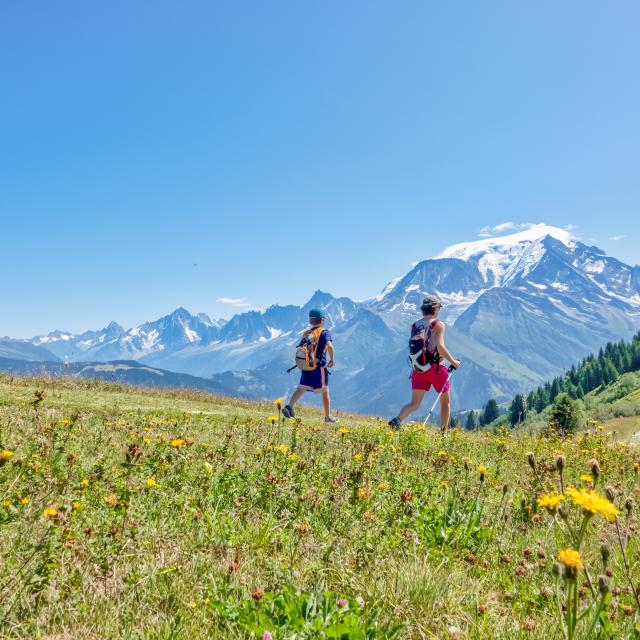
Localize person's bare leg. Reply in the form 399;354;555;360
288;388;306;408
322;390;330;417
397;389;426;421
439;391;450;432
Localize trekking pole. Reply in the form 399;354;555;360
422;364;460;427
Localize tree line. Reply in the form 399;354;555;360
464;331;640;429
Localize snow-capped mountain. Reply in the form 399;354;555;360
8;224;640;415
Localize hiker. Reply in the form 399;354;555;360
283;308;339;423
388;295;459;431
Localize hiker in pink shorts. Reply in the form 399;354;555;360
388;295;460;432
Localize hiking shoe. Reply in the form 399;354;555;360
282;405;295;419
388;417;401;431
324;415;339;424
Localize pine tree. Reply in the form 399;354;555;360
602;359;619;385
465;410;478;430
535;387;549;412
550;393;583;433
449;416;461;429
509;394;526;427
482;399;500;425
526;391;537;413
550;378;562;402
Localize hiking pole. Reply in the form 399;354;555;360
422;364;460;427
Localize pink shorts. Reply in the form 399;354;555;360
412;365;451;394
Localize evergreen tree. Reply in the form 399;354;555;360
535;387;549;412
550;393;583;434
482;399;500;425
509;394;526;427
449;416;461;429
602;359;619;385
526;391;537;413
465;410;478;430
550;377;562;402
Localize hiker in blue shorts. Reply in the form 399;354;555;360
283;308;339;423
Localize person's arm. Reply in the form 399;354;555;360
434;324;460;368
326;340;335;368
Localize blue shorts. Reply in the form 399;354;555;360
298;367;329;393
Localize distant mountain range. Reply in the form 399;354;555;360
3;224;639;416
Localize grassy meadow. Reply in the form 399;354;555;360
1;374;639;639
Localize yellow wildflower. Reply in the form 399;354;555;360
188;600;197;609
478;465;488;475
357;486;372;501
438;450;447;458
146;477;158;488
170;438;186;448
580;474;594;484
288;452;297;462
338;427;349;434
353;453;363;461
273;397;284;409
20;497;29;505
2;500;11;508
274;444;289;455
43;507;58;518
255;449;263;457
536;492;566;513
1;449;14;461
377;481;390;490
80;478;89;487
269;415;279;425
72;501;81;511
557;548;584;571
566;486;620;521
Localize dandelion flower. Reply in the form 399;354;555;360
268;415;279;425
338;427;349;434
580;474;594;484
43;507;58;518
536;492;566;513
1;449;14;461
566;486;620;521
146;477;157;488
273;397;284;409
557;548;584;573
20;497;29;505
72;501;81;511
170;438;186;448
81;478;89;487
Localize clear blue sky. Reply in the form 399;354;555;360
1;1;638;337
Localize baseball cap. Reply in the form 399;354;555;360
308;308;325;320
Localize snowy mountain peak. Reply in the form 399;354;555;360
436;224;574;261
432;225;575;287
